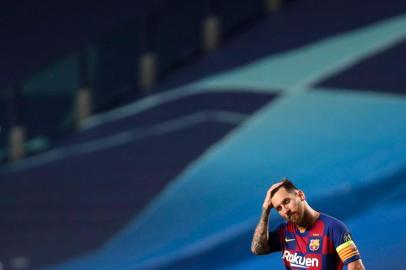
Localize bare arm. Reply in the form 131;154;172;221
347;259;365;270
251;182;282;255
251;208;271;255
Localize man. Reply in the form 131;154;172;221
251;179;365;270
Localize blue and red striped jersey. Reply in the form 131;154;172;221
268;213;361;269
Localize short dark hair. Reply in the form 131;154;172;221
270;178;299;198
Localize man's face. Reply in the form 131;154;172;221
271;187;305;224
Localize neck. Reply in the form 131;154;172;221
296;205;320;231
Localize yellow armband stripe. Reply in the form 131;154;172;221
336;241;360;262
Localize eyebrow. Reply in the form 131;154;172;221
273;198;289;210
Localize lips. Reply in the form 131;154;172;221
289;212;298;220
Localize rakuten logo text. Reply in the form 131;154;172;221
282;250;319;268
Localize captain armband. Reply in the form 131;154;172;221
336;240;360;263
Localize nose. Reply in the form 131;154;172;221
282;205;291;216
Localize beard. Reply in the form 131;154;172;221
288;212;299;223
286;200;305;224
287;210;304;224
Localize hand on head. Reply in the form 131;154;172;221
262;181;284;211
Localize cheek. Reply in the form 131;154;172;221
293;200;301;210
298;201;306;213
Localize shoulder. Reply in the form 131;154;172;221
319;212;348;231
319;213;353;243
320;213;355;248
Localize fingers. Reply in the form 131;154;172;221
262;181;284;211
269;181;284;192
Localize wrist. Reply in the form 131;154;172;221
262;205;271;212
261;207;271;217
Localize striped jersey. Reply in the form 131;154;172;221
268;213;361;269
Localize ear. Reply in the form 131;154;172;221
297;190;305;201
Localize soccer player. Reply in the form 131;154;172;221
251;179;365;270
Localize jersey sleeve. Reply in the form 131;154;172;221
268;223;284;252
331;219;361;265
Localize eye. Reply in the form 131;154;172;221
276;206;282;212
284;199;290;205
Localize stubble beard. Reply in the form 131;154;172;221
288;201;305;224
288;212;300;223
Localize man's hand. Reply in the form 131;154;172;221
251;181;284;255
347;259;366;270
262;181;284;212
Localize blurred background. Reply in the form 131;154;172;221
1;0;406;269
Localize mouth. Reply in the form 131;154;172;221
288;213;298;220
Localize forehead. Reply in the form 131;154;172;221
271;187;295;206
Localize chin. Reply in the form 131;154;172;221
288;214;298;222
291;219;300;224
288;217;298;223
